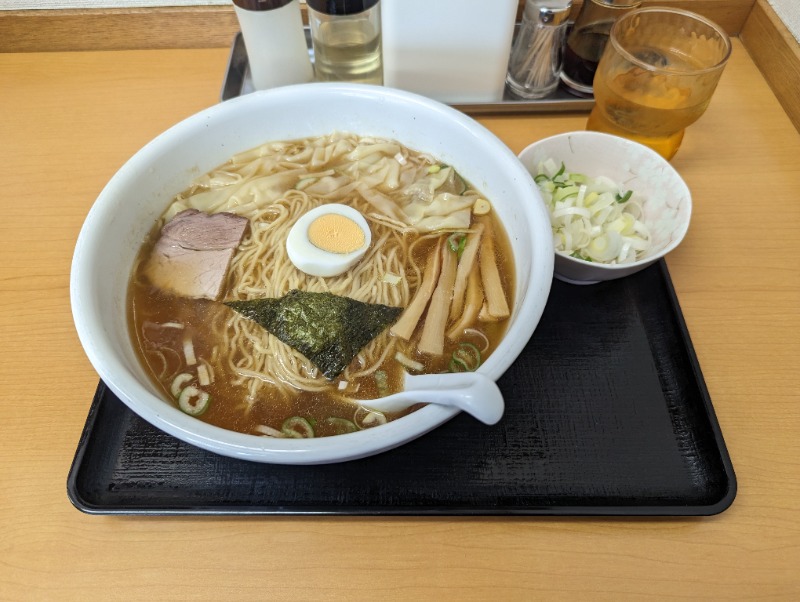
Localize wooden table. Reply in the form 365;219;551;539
1;38;798;599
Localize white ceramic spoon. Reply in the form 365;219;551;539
359;372;504;425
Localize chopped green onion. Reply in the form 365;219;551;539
354;407;387;428
374;370;389;397
534;159;650;264
449;357;468;372
323;417;358;435
447;233;468;259
586;230;622;262
448;342;481;372
553;185;580;203
615;190;633;203
254;424;286;438
170;372;194;397
281;416;315;438
178;386;210;416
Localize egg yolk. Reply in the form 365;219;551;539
307;213;366;254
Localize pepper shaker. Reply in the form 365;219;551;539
506;0;573;100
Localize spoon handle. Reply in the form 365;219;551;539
359;372;505;425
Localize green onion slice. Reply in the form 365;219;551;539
447;232;468;259
374;370;390;397
449;342;481;372
281;416;315;438
615;190;633;203
177;386;210;416
454;171;468;194
323;417;358;435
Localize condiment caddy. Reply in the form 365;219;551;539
222;30;593;113
228;0;597;111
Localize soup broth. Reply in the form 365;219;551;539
129;132;514;438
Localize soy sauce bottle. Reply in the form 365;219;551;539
306;0;384;85
560;0;641;97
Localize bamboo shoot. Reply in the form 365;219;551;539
418;242;458;355
447;268;484;340
449;223;484;321
390;239;442;340
478;216;510;319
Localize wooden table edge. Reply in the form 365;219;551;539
741;0;800;133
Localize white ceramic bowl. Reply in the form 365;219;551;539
71;83;554;464
518;131;691;285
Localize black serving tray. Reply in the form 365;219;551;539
67;261;736;516
222;32;595;114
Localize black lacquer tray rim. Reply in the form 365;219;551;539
66;261;737;518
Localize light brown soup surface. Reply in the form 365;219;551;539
128;133;515;438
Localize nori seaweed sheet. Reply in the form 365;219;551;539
226;290;403;379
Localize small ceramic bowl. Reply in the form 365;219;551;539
518;131;691;285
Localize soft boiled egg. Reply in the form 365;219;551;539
286;204;372;277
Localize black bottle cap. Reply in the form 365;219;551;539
306;0;380;16
233;0;295;9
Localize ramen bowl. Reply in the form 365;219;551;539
71;83;554;464
518;131;691;285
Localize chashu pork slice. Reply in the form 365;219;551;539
144;209;249;300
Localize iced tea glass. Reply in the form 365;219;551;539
586;7;731;160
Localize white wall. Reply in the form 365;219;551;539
1;0;798;44
769;0;800;42
2;1;229;8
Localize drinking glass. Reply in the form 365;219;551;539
586;7;731;160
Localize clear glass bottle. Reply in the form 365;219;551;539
232;0;313;90
560;0;641;97
506;0;572;99
306;0;383;85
